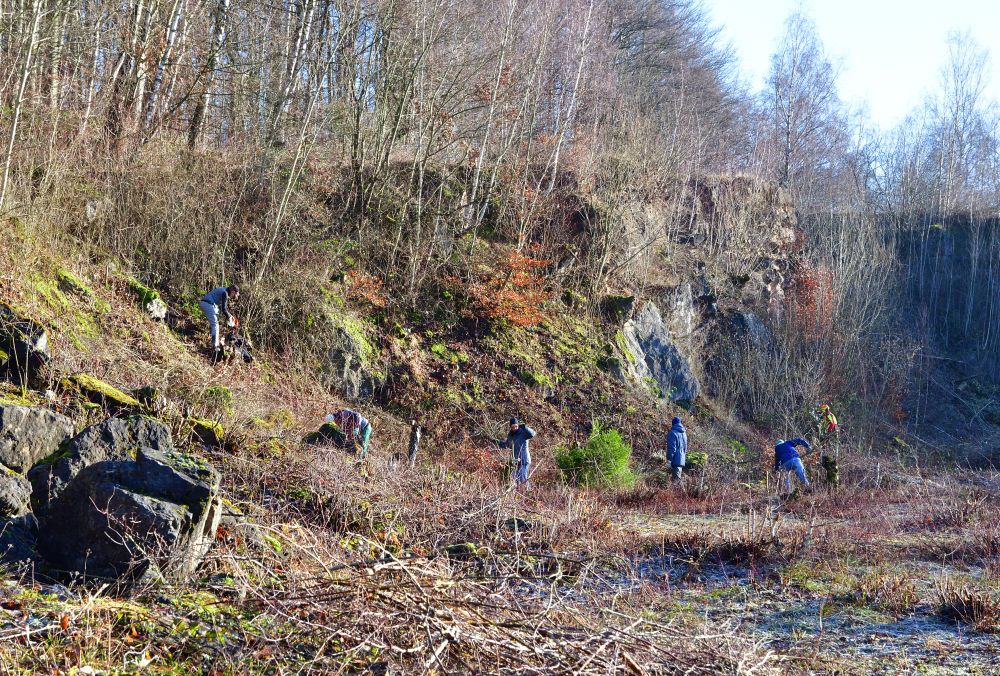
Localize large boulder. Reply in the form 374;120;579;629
38;446;221;582
623;302;700;406
0;404;74;472
28;415;172;512
0;305;49;387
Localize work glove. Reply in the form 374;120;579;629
227;316;236;328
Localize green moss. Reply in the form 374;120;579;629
561;288;587;308
339;314;375;362
57;268;94;297
519;370;553;388
189;418;225;447
429;342;468;364
0;392;33;406
64;373;141;409
614;330;635;363
262;535;283;554
202;386;233;413
127;277;160;306
29;274;70;310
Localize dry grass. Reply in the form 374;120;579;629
935;577;1000;633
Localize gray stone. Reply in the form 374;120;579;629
38;447;221;582
0;473;31;517
0;304;50;387
727;312;772;351
146;298;168;321
623;302;700;405
321;327;381;401
0;514;37;568
0;404;74;473
28;415;173;513
658;284;696;337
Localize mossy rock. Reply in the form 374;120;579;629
190;418;225;447
519;370;553;389
600;294;635;322
62;373;141;411
57;268;94;297
303;422;348;447
127;277;160;306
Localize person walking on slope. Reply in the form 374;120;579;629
326;409;373;459
199;285;240;358
774;437;812;494
667;417;688;483
498;418;536;486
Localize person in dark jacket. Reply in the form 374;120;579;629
199;285;240;355
666;417;688;482
326;409;373;458
774;437;812;494
498;418;536;485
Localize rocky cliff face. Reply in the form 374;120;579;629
622;302;700;406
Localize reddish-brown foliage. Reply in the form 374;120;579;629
346;269;388;308
452;245;550;327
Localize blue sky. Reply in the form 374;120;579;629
702;0;999;129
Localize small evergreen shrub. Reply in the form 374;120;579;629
556;422;635;489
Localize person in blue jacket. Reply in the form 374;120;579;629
774;437;812;494
498;418;536;486
667;417;688;482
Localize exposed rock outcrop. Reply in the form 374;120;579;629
623;302;700;406
321;325;382;401
0;404;74;473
